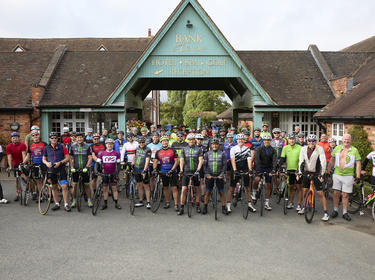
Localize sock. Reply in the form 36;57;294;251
204;203;208;207
343;209;348;215
87;198;91;202
73;198;76;202
114;199;118;204
324;210;328;214
64;203;68;207
334;207;339;212
265;199;269;203
104;200;108;205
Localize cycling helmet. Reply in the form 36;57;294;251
10;132;20;137
307;134;317;142
105;138;114;144
186;133;195;140
226;133;234;138
177;131;184;136
49;131;58;138
236;134;245;140
160;135;169;142
298;132;305;138
254;127;261;132
219;128;226;133
138;136;146;143
160;127;166;132
195;134;203;140
230;127;236;131
127;133;134;138
328;138;336;143
117;130;124;135
211;138;220;144
262;134;272;140
150;124;157;129
30;130;39;135
111;126;117;131
31;125;40;130
173;125;179;129
243;130;251;136
152;132;159;137
70;131;77;136
272;128;281;133
76;132;84;137
287;133;296;139
262;122;269;127
62;127;69;133
87;128;93;133
93;133;100;138
140;127;148;132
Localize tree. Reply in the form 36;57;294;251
160;90;187;125
182;90;230;128
349;125;373;175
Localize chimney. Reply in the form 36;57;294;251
148;28;152;37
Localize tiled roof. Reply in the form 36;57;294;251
237;51;334;106
0;52;52;109
342;35;375;52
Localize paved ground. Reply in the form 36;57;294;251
1;174;375;280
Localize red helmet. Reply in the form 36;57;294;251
93;133;100;138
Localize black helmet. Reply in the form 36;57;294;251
49;131;59;138
138;136;146;143
127;133;134;138
211;138;220;144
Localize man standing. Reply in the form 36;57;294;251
25;125;40;148
260;123;271;138
250;128;264;154
84;128;94;146
318;133;331;163
296;133;307;146
107;127;117;141
6;132;27;201
328;134;361;221
114;131;126;155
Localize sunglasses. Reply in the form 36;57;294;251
50;137;57;140
139;141;145;144
273;132;280;134
31;134;39;137
308;140;316;143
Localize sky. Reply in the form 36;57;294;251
1;0;375;51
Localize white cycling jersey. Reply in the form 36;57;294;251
120;141;139;163
366;151;375;176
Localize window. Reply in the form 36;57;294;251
76;122;85;133
52;122;61;134
292;111;318;137
52;112;60;120
64;122;73;131
75;112;85;119
97;45;107;51
332;123;344;143
13;45;24;52
63;112;73;119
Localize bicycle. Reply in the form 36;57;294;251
301;173;321;224
323;173;333;200
232;171;251;219
276;170;290;215
348;179;375;221
128;170;136;215
150;172;163;213
19;164;43;206
92;173;104;216
209;176;222;221
38;172;53;215
72;169;86;212
255;172;268;217
8;166;26;206
184;173;198;218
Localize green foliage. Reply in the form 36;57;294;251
160;90;187;125
349;125;373;176
182;91;230;128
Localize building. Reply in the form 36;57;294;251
0;0;374;143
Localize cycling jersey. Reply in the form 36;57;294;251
331;145;361;177
244;142;252;150
137;135;152;145
133;146;151;172
318;141;331;162
90;143;106;166
204;150;227;176
147;142;162;161
271;137;286;158
120;141;139;163
171;141;188;159
155;148;178;173
280;144;301;171
181;145;203;173
201;137;210;153
230;145;251;171
254;145;277;170
84;135;93;145
6;142;27;166
61;133;71;147
250;137;263;151
224;141;236;160
43;143;68;164
364;151;375;176
298;145;326;176
28;141;47;165
114;139;126;155
98;150;120;174
69;143;91;169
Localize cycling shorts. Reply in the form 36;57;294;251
205;177;224;191
47;166;67;185
135;172;150;184
231;172;250;188
182;174;200;187
72;171;90;184
302;174;322;191
288;172;301;185
102;173;117;185
255;168;272;183
160;173;178;187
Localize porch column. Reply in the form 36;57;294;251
118;111;125;133
232;108;239;128
253;107;262;131
41;111;49;142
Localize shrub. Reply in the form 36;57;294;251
349;125;373;177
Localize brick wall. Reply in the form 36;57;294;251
330;77;349;97
0;112;31;145
324;121;375;149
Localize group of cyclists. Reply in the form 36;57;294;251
3;121;374;222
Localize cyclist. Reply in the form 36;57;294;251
107;127;117;141
42;132;70;211
201;127;210;152
250;127;263;159
218;128;227;150
96;138;121;210
120;133;138;167
178;133;203;215
114;131;126;155
69;131;77;149
224;133;236;185
271;128;286;158
361;149;375;186
260;123;271;138
140;127;152;145
6;132;27;201
318;133;331;163
0;144;8;204
328;138;337;153
230;127;237;142
132;136;152;208
171;131;188;165
21;129;47;200
84;128;94;146
25;125;40;148
243;130;252;150
61;127;71;149
69;132;93;208
328;134;361;221
90;133;105;195
226;133;256;214
297;134;329;221
296;133;307;146
202;138;227;215
252;134;277;211
147;132;162;190
153;135;179;211
280;133;302;211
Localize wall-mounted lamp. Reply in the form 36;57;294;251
186;20;193;28
10;122;20;131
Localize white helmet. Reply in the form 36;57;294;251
31;125;40;131
186;133;195;140
87;128;93;133
307;134;317;141
262;134;272;140
195;133;203;140
62;127;69;133
236;134;245;140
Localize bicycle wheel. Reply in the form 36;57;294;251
92;184;103;216
372;201;375;222
241;185;249;220
213;186;218;220
304;190;315;223
259;183;265;217
23;180;32;206
187;185;193;218
38;182;51;215
283;183;289;215
151;177;162;213
76;180;82;212
17;177;25;206
129;181;135;215
276;181;283;204
348;184;362;214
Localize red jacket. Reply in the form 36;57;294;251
318;141;331;162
